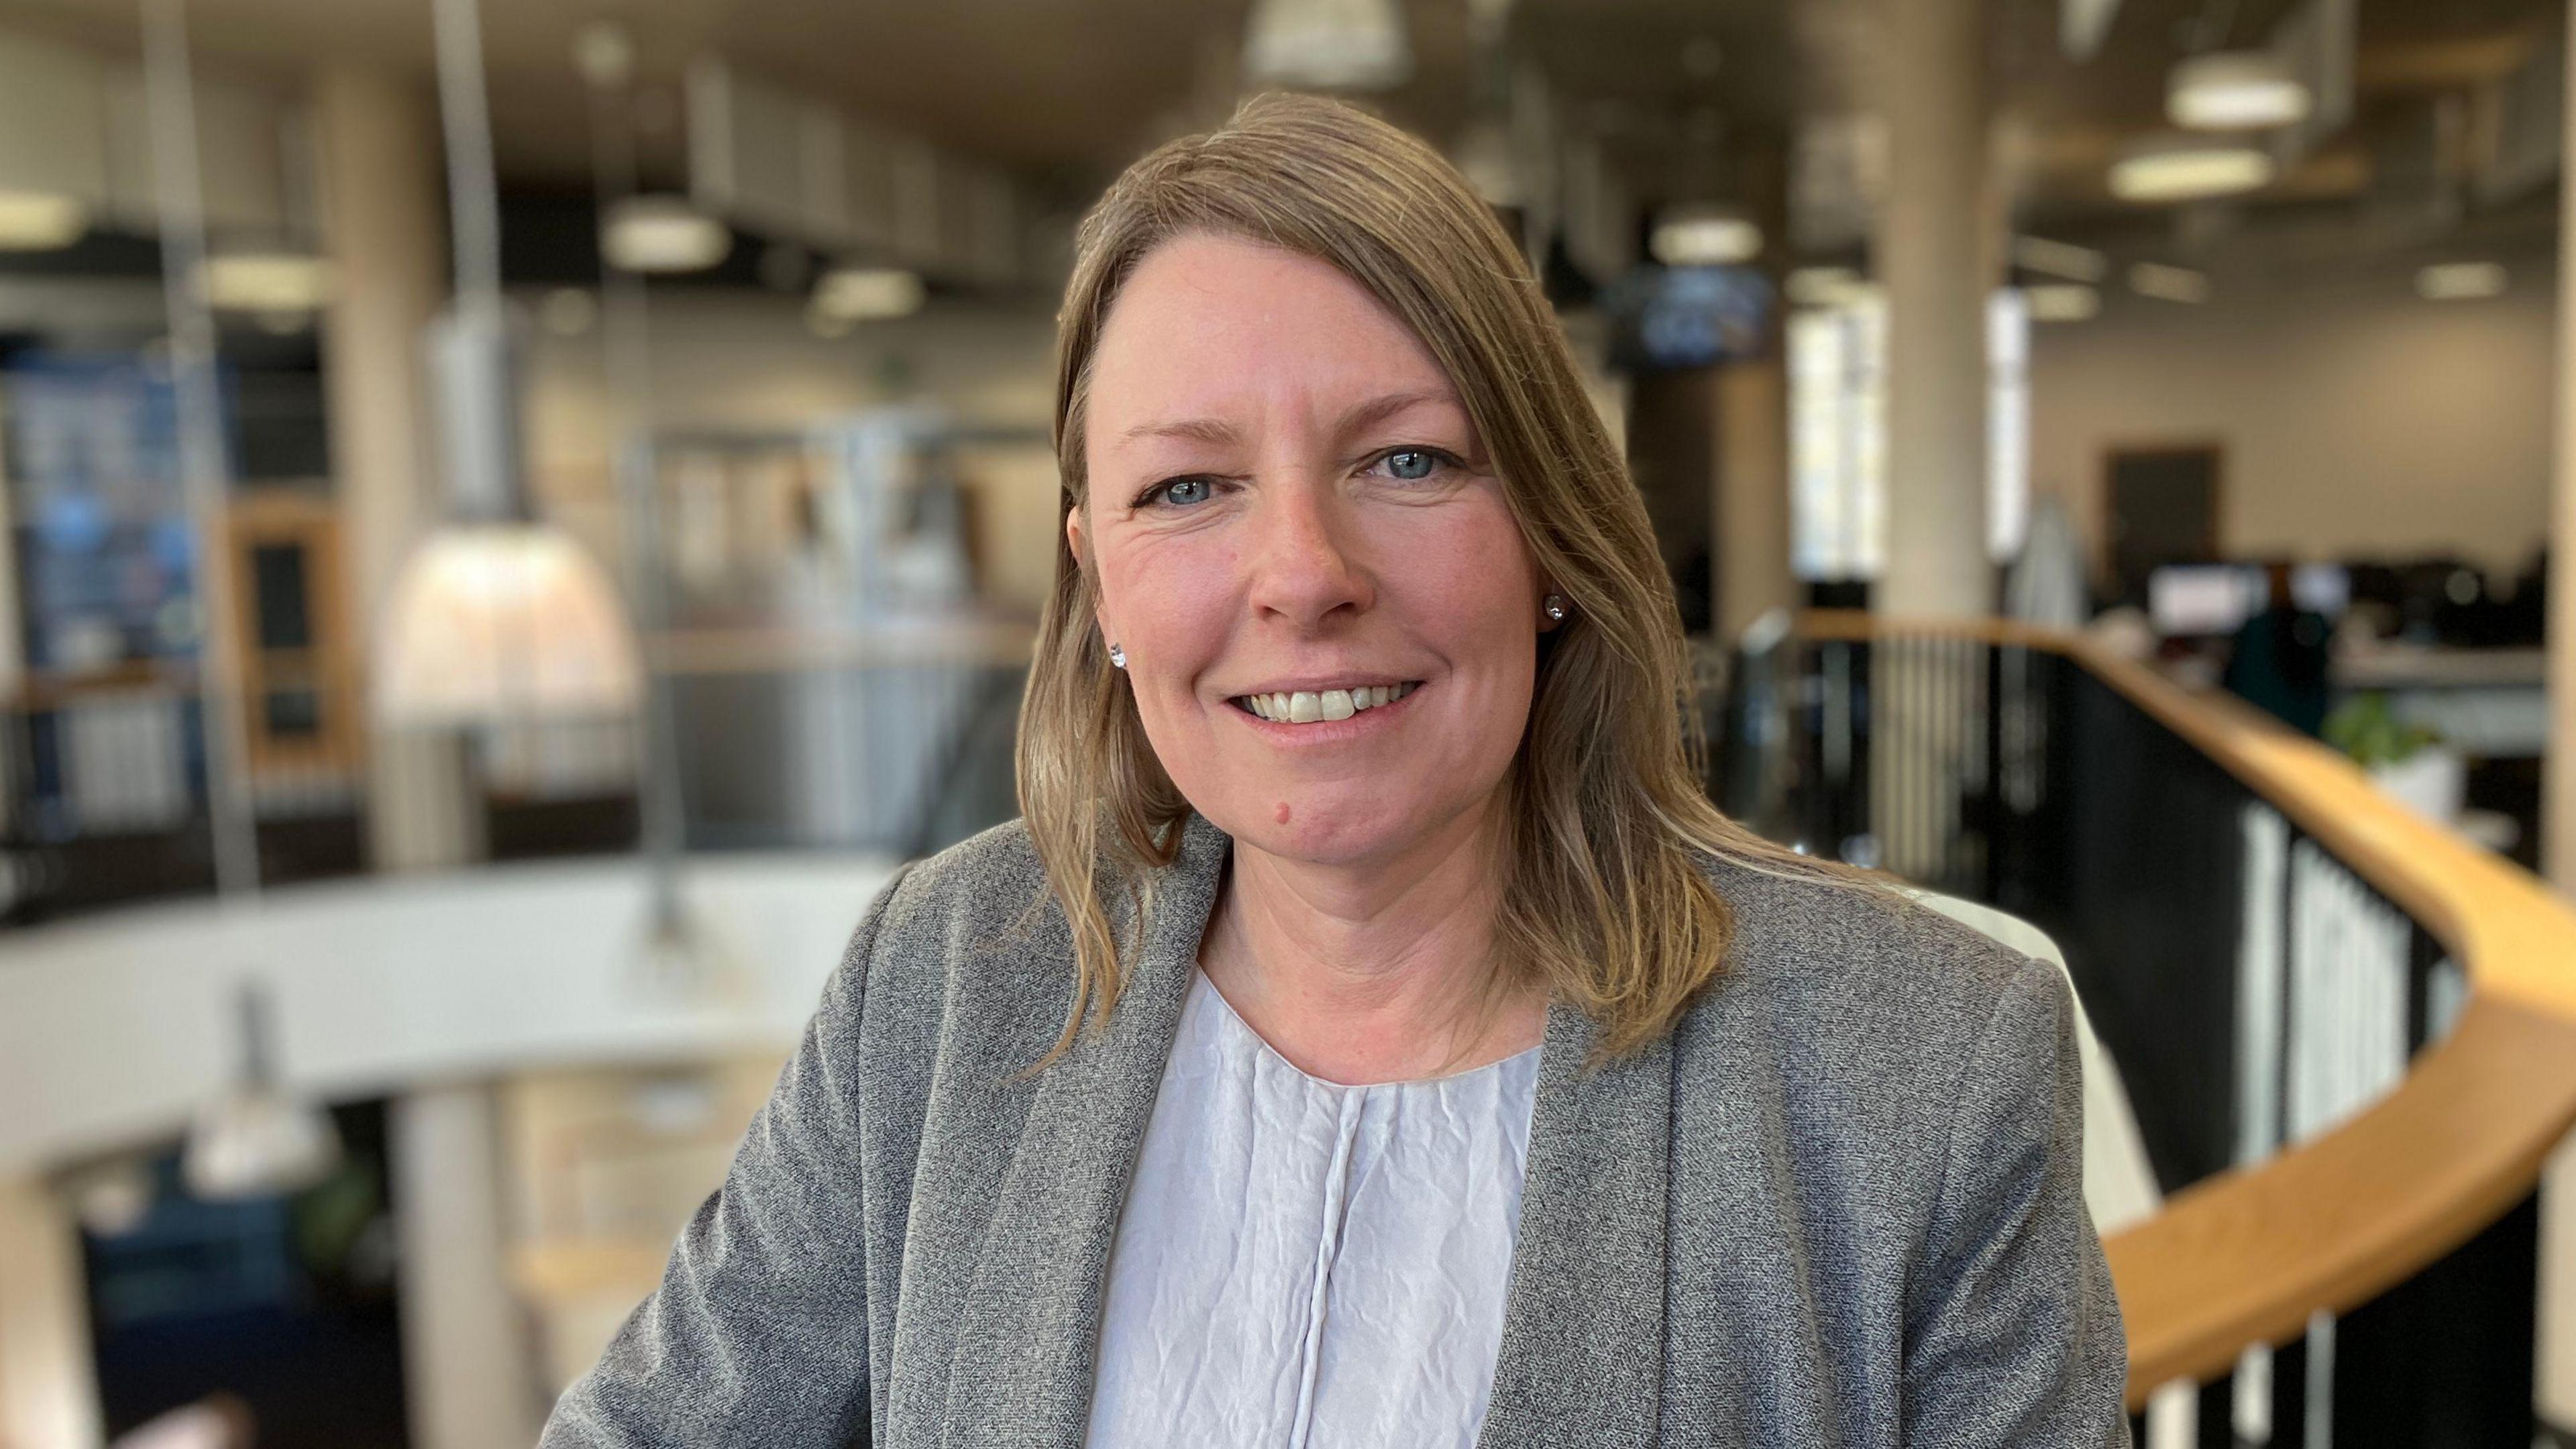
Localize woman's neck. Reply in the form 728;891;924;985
1197;802;1549;1085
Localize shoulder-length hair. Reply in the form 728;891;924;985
1018;91;1838;1065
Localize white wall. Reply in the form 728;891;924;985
2028;253;2558;580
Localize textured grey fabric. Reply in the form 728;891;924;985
541;811;2130;1447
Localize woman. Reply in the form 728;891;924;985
544;93;2127;1447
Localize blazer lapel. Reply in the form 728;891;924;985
1478;998;1674;1449
934;812;1229;1449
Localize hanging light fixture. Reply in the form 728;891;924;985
1242;0;1412;91
2167;50;2311;131
1650;204;1762;267
2108;133;2275;203
375;0;641;727
183;984;341;1201
601;194;733;274
812;264;926;322
0;189;87;250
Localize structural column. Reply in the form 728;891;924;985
314;66;476;871
1874;0;1991;619
392;1085;543;1449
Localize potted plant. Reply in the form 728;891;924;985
2323;692;2463;824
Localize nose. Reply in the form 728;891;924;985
1245;474;1373;629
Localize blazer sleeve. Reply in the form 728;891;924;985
1899;953;2132;1448
538;870;908;1448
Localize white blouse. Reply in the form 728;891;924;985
1085;966;1542;1449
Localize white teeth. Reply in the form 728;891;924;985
1238;682;1417;724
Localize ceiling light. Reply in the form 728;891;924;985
813;265;926;321
2011;235;2106;282
2128;262;2210;304
182;985;341;1202
1650;207;1762;267
199;252;333;312
0;189;87;250
2026;284;2100;321
2168;51;2312;131
2108;136;2275;203
1243;0;1411;91
2417;262;2506;301
602;195;732;273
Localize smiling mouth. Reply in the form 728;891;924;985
1230;681;1421;724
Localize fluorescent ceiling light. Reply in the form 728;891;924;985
2416;262;2506;301
2011;235;2106;282
813;266;926;321
2168;51;2312;131
2026;284;2100;321
0;189;87;250
374;523;642;724
1243;0;1411;91
2128;262;2210;304
602;195;732;274
1651;207;1762;267
2109;136;2275;203
199;252;333;312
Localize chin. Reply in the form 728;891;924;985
1197;786;1434;869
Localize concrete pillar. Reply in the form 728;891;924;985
1874;0;1991;619
2537;7;2576;1431
392;1085;543;1449
313;66;477;871
0;1173;103;1449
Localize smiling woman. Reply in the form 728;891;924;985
542;93;2131;1449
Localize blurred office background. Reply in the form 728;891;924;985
3;0;2576;1445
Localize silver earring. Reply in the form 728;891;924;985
1542;594;1569;623
1109;643;1128;669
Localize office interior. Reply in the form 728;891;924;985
1;0;2575;1445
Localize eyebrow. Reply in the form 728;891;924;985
1114;388;1462;449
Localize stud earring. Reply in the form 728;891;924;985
1109;643;1128;669
1542;594;1570;623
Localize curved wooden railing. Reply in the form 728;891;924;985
1790;610;2576;1409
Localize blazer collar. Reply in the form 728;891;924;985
938;811;1671;1449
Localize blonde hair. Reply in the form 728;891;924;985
1017;91;1842;1065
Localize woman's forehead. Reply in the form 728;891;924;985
1087;233;1462;437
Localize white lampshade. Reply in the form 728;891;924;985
2108;135;2275;203
1243;0;1411;91
2168;51;2311;131
374;523;642;724
183;1086;341;1201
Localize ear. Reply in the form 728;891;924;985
1066;504;1109;635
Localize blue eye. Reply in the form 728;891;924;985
1383;449;1440;480
1146;477;1213;507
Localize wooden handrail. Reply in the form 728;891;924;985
1792;610;2576;1407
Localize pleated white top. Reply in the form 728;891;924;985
1085;965;1542;1449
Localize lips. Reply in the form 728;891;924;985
1231;681;1421;724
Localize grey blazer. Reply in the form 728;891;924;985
541;812;2130;1447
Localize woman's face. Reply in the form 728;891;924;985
1069;231;1551;869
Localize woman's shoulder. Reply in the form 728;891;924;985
838;817;1077;1051
1679;850;2072;1084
